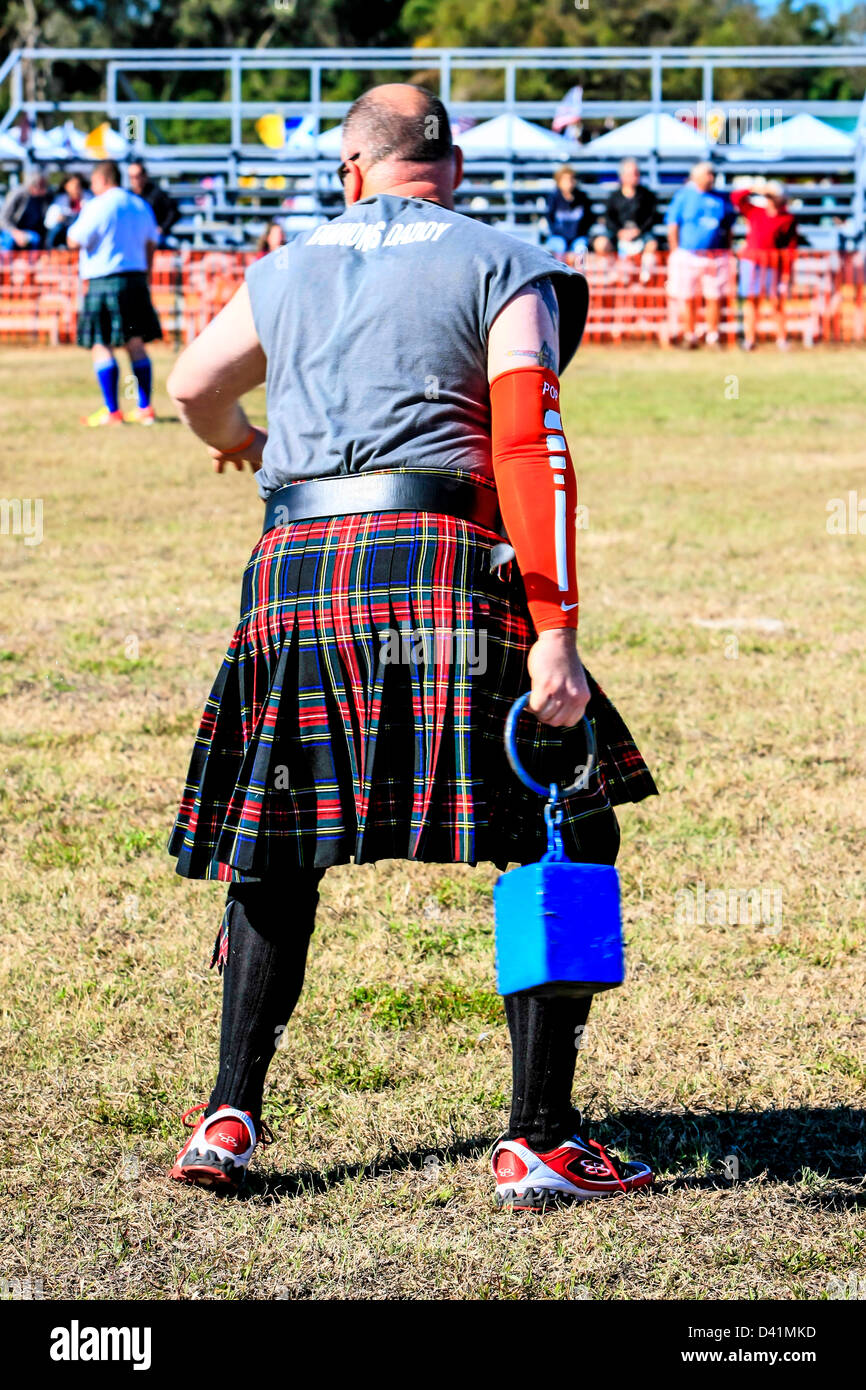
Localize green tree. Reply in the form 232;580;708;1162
400;0;866;102
1;0;863;121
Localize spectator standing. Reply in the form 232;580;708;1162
128;161;181;245
44;173;92;248
594;158;659;282
0;172;51;250
665;162;736;347
732;180;798;351
543;165;593;262
67;159;162;427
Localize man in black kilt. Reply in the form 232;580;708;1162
166;84;658;1206
68;160;162;427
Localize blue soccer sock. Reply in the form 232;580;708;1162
94;358;119;413
131;355;152;409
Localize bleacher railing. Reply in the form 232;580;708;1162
3;45;866;138
1;46;866;244
1;248;863;347
1;46;864;238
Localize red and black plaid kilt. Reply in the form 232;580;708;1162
168;506;657;882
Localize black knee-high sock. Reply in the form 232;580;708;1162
207;870;324;1124
504;992;592;1149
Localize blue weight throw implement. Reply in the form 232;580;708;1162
494;692;625;998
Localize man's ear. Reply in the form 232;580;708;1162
343;162;364;206
452;146;463;193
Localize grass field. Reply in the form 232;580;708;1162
0;343;864;1302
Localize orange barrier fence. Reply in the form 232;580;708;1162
0;249;255;348
578;248;865;346
0;247;863;347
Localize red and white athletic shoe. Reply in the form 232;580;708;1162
169;1102;272;1191
492;1132;653;1209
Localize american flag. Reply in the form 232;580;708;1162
552;86;583;134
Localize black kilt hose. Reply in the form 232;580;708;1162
76;271;162;348
169;474;658;883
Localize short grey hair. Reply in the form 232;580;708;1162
343;87;454;165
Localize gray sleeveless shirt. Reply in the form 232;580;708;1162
246;194;589;500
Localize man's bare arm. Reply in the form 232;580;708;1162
488;277;559;379
167;282;268;471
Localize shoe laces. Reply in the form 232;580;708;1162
180;1102;273;1146
181;1102;208;1130
579;1136;629;1193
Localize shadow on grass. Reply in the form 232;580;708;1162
245;1106;865;1204
244;1132;493;1202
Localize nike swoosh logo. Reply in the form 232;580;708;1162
561;601;579;612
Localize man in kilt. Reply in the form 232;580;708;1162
166;84;658;1207
68;160;162;427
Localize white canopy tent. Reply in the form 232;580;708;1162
33;125;77;157
457;115;573;160
316;123;344;157
585;113;709;159
65;123;129;159
726;112;855;162
3;124;76;158
0;131;23;160
1;120;129;160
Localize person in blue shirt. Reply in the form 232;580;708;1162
543;166;593;263
665;163;735;347
67;160;162;426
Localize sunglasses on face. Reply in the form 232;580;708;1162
337;152;361;186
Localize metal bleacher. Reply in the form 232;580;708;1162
1;45;865;248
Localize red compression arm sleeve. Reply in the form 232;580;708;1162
489;365;579;634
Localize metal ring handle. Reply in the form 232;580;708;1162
504;692;596;798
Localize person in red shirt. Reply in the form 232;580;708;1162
732;180;799;350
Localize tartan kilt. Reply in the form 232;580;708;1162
168;506;658;882
76;271;163;348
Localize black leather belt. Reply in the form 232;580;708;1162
262;470;505;538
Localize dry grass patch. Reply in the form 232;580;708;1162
1;344;864;1300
